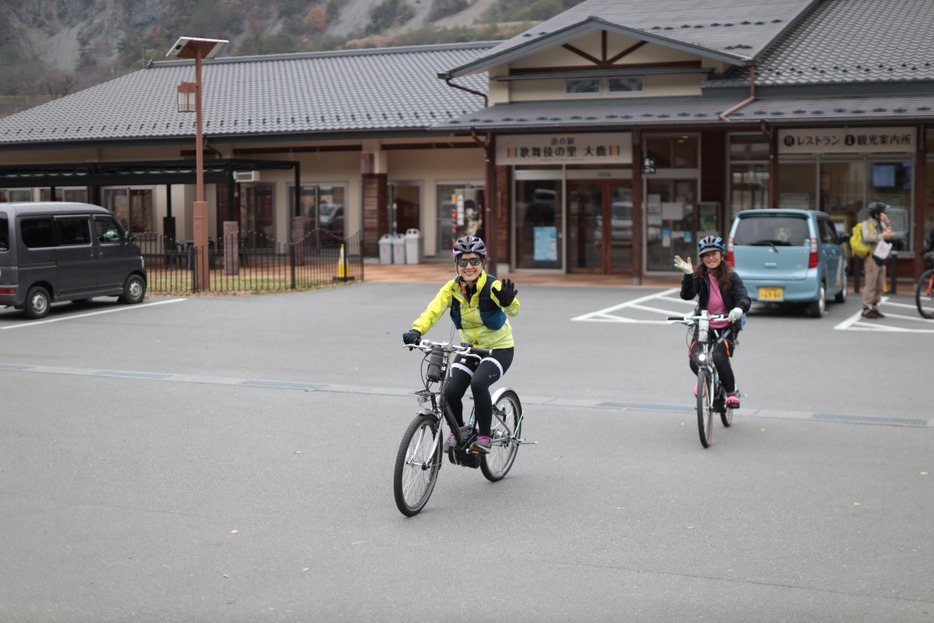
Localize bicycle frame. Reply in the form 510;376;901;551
394;338;531;516
669;311;736;447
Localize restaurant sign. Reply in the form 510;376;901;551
497;133;632;165
779;127;914;154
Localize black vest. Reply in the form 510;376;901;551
449;274;507;330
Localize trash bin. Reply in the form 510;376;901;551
392;233;406;264
404;228;423;265
378;233;393;264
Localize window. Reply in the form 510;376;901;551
297;184;346;240
729;134;771;215
0;215;8;251
21;217;54;248
0;189;33;202
103;187;153;233
55;217;91;246
645;135;698;169
437;184;484;254
777;162;817;210
565;78;599;95
40;187;88;202
608;77;644;93
95;215;124;244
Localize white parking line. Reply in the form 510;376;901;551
572;288;690;323
833;296;934;332
0;298;186;330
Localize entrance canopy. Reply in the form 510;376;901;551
0;157;297;189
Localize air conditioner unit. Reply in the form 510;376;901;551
233;170;259;183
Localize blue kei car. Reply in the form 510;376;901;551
727;209;848;318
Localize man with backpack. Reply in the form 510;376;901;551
859;201;895;318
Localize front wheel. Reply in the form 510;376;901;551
119;274;146;304
915;269;934;319
696;368;714;448
393;415;442;517
481;390;522;482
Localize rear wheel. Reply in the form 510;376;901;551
24;285;51;319
696;368;714;448
915;269;934;319
807;283;826;317
393;415;442;517
481;390;522;482
834;280;847;304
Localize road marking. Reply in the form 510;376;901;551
0;360;928;427
572;288;688;323
833;296;934;332
0;298;186;330
573;289;934;333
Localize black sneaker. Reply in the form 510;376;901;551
470;435;491;454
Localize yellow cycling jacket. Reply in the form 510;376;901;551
411;271;519;349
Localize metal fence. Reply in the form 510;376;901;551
137;229;364;294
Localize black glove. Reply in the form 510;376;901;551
402;329;421;345
496;279;517;307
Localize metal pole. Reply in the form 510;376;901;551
193;48;209;291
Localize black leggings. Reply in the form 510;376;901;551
443;348;514;437
689;332;737;393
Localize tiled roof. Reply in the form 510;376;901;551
0;43;493;146
712;0;934;87
433;93;934;131
444;0;819;77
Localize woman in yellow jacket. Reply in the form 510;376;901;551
402;236;520;454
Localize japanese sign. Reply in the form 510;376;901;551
497;133;633;165
778;127;915;154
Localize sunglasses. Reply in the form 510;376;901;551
456;257;482;267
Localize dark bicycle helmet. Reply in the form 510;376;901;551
697;234;726;256
452;235;487;258
867;201;889;217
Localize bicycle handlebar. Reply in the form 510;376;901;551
667;313;731;325
404;338;492;359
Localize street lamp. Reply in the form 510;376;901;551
165;36;228;291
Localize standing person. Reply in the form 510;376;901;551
860;201;895;318
402;236;519;454
674;235;750;408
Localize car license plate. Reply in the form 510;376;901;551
759;287;783;301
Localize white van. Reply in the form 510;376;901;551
0;202;147;319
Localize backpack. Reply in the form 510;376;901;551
850;221;871;258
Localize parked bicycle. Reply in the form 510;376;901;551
669;311;737;448
914;252;934;319
393;338;530;517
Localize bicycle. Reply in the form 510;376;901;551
393;338;530;517
668;311;739;448
914;252;934;319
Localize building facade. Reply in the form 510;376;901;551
0;0;932;282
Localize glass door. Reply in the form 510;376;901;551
567;180;633;273
515;179;561;269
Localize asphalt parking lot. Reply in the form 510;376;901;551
0;282;930;622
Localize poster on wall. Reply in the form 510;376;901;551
533;226;558;261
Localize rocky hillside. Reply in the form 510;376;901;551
0;0;579;114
